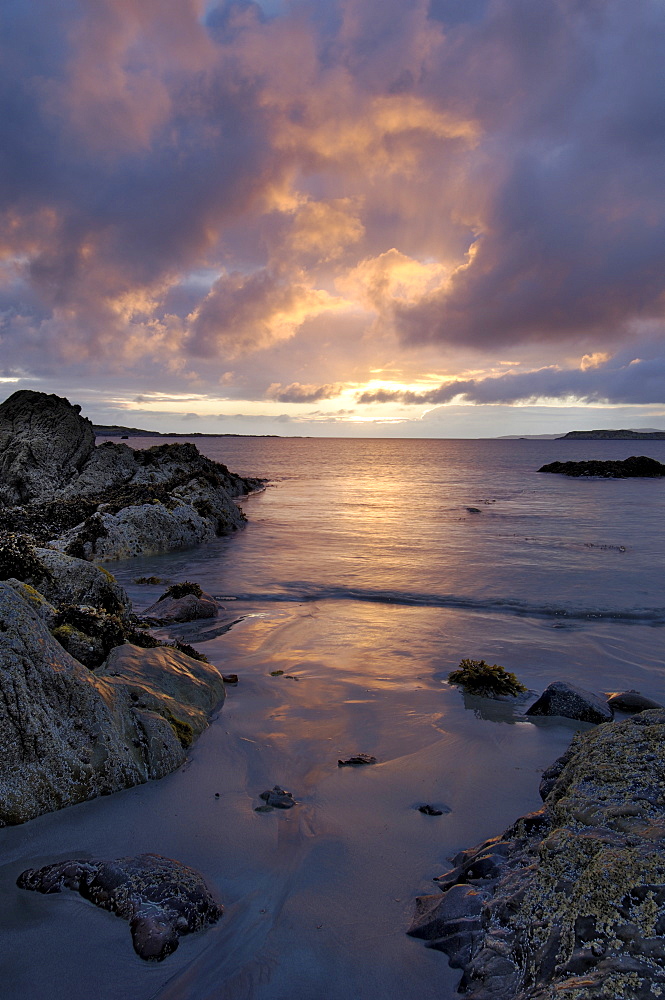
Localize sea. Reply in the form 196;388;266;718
2;436;664;1000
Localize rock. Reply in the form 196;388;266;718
0;392;263;562
257;786;297;809
338;754;378;767
525;681;613;724
0;582;183;826
607;689;664;713
0;390;95;504
35;547;131;614
17;854;222;961
538;455;665;478
222;673;238;684
50;492;243;562
143;591;218;623
0;583;227;826
409;710;665;999
96;643;226;738
418;804;449;816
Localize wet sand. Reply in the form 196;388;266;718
1;596;641;1000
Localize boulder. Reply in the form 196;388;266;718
96;643;225;738
0;583;224;826
35;546;131;614
0;390;95;504
143;590;218;623
17;853;223;961
607;689;664;713
0;582;182;826
408;710;665;999
525;681;613;724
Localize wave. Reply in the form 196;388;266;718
215;582;665;625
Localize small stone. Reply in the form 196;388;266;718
418;804;448;816
222;674;238;684
338;754;377;767
258;786;297;808
466;507;482;513
270;670;284;676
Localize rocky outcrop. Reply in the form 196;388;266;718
0;390;96;504
17;853;223;960
409;710;665;999
0;582;225;826
538;456;665;478
0;391;264;561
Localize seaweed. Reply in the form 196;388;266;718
159;581;203;601
448;658;527;698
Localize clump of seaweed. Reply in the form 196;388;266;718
0;533;52;585
159;581;203;601
50;605;162;667
448;658;527;698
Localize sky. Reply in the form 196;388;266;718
1;0;665;437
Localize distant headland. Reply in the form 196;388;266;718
93;424;282;439
556;429;665;440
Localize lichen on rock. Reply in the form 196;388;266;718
409;710;665;999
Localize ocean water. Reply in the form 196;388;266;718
2;437;665;1000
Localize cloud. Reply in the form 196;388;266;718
187;268;342;357
266;381;344;403
357;351;665;406
1;0;665;423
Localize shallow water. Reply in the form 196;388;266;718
2;437;664;998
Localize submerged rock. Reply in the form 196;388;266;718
338;754;378;767
408;710;665;999
525;681;613;724
17;853;222;961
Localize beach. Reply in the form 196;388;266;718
2;435;665;998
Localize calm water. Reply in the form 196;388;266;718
127;435;665;622
3;436;665;1000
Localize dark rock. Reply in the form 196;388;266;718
409;709;665;999
0;390;95;504
338;754;378;767
538;455;665;478
466;507;482;513
607;689;664;713
0;583;183;826
0;392;264;561
17;853;222;960
258;786;297;809
526;681;613;724
418;804;449;816
222;674;238;684
142;591;218;623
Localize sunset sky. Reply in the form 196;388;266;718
1;0;665;436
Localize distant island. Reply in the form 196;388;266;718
93;424;282;439
557;429;665;440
